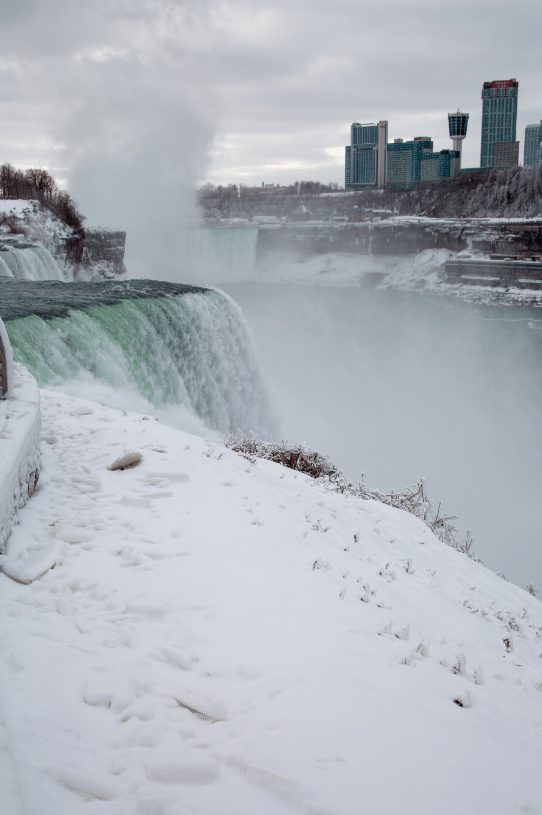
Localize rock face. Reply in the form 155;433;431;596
79;228;126;277
255;218;542;260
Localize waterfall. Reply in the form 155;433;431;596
0;243;65;281
2;281;275;438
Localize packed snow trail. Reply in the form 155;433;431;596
0;390;541;815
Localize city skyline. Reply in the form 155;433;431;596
0;0;541;213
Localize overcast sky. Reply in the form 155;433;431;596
1;0;541;200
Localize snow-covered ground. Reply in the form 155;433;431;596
256;249;542;306
0;200;37;220
0;388;541;815
256;249;451;291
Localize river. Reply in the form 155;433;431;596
223;283;542;591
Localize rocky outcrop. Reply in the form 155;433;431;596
255;218;542;259
76;228;126;278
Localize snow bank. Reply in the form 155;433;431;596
0;200;36;219
256;248;450;290
0;362;40;553
0;390;540;814
257;249;542;306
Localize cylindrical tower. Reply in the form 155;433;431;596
448;110;469;169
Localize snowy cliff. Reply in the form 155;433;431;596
0;200;125;280
0;389;540;815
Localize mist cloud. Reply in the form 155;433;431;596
0;0;220;279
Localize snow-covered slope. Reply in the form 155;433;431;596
256;250;542;306
0;389;541;815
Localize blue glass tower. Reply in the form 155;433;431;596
480;79;519;168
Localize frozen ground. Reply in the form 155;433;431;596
0;388;541;814
256;249;542;306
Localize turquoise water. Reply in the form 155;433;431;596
1;280;274;437
224;283;542;590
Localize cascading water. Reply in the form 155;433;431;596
0;241;65;281
1;279;275;438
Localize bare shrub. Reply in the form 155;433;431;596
223;431;478;559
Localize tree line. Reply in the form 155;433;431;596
0;164;85;234
198;166;542;221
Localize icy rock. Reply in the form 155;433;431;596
41;762;123;800
453;689;472;708
175;689;228;722
144;471;189;483
121;495;152;508
108;452;143;471
0;540;64;584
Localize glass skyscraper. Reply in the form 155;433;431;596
480;79;519;168
524;122;542;167
345;121;388;188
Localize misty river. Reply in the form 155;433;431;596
223;283;542;590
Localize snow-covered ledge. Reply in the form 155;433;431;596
0;316;14;399
0;342;40;552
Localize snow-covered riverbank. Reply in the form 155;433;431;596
256;249;542;306
0;388;541;815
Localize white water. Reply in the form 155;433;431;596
6;287;276;439
0;245;65;281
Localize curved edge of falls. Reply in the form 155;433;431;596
4;286;277;439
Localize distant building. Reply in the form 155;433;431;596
448;110;469;168
345;121;388;188
387;137;433;187
480;79;519;168
420;149;460;181
524;122;542;167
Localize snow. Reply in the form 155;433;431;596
0;386;541;814
0;200;36;219
0;362;40;550
255;249;542;306
256;248;451;291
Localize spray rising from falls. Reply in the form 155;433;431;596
0;241;65;281
191;227;258;283
1;280;275;438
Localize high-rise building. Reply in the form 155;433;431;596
387;137;433;187
494;141;519;168
524;122;542;167
420;149;460;181
448;110;469;168
480;79;519;168
345;121;388;188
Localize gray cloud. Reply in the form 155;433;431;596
1;0;541;224
207;0;542;182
